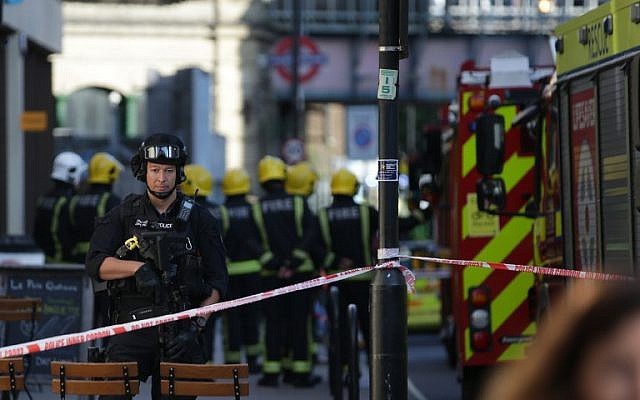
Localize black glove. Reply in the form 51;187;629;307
137;237;156;261
165;324;199;360
134;263;161;294
162;263;178;283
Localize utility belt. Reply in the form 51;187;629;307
112;304;170;324
108;283;192;324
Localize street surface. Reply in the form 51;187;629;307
23;333;460;400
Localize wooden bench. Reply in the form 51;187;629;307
50;361;139;399
160;362;249;399
0;358;24;400
0;298;42;322
0;298;41;400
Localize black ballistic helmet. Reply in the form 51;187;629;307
130;133;189;183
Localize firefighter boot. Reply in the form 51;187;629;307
258;373;279;387
248;355;262;374
292;372;322;388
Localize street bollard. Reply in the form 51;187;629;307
347;304;360;400
328;286;343;400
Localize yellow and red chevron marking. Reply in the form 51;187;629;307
461;267;535;365
454;88;537;366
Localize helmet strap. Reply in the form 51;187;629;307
147;184;176;200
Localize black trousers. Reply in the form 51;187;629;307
100;324;206;400
262;273;314;375
223;272;261;362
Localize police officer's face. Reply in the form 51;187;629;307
146;161;177;192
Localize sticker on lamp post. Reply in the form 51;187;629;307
377;69;398;100
377;159;399;181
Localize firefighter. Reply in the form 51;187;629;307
285;161;318;198
318;168;378;375
67;152;123;335
68;152;123;263
85;133;228;399
181;164;221;220
285;162;325;366
181;163;224;362
34;151;87;263
219;168;266;373
257;155;319;388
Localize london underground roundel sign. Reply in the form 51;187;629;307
271;36;327;83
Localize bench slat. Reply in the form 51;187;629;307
0;359;24;374
160;381;249;397
50;362;139;378
52;379;140;395
0;376;24;391
159;363;248;380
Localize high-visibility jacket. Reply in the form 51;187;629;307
218;196;270;275
258;188;316;274
33;182;76;263
68;184;120;263
318;196;378;279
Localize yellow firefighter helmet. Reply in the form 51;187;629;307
331;168;359;196
285;162;318;196
222;168;251;196
182;164;213;197
88;152;123;185
258;155;286;184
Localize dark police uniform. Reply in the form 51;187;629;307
318;196;379;366
86;191;227;399
33;183;75;263
218;195;266;370
259;187;317;385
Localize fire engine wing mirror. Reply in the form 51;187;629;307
476;177;507;212
512;104;540;127
475;114;505;175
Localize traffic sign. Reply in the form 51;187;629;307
281;138;305;164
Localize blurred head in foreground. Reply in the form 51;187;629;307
482;281;640;400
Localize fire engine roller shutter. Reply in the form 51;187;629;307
569;77;599;270
598;65;634;275
560;84;573;267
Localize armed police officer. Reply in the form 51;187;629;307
86;133;227;400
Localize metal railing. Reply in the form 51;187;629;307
265;0;599;34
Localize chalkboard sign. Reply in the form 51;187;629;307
5;272;84;380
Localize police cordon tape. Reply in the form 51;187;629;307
0;261;412;359
405;255;633;281
0;254;631;359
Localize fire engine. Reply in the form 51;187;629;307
553;0;640;275
442;53;555;398
442;0;640;395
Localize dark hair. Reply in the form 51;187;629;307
482;281;640;400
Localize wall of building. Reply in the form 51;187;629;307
1;0;62;236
